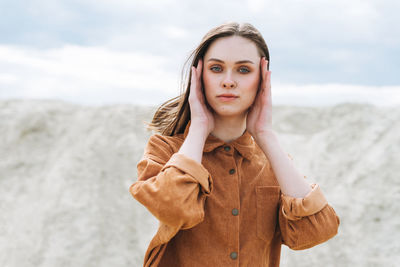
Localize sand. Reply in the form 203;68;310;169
0;99;399;267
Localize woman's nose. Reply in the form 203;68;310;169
223;81;236;88
222;73;237;88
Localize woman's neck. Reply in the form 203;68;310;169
211;114;247;143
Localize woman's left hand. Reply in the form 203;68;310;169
246;57;273;139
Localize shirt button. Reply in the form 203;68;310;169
232;208;239;216
229;168;235;175
230;252;238;260
224;146;231;152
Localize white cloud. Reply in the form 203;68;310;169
246;0;266;14
162;26;188;39
0;44;398;107
0;44;180;105
81;0;178;13
272;83;400;107
0;74;17;84
25;0;79;24
1;0;399;106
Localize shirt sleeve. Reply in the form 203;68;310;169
129;134;213;240
278;184;340;250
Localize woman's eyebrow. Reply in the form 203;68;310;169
207;58;255;64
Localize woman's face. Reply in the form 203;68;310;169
202;35;261;118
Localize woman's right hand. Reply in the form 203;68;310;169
188;58;215;136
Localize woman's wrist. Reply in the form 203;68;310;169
252;128;277;144
189;121;211;140
177;124;208;164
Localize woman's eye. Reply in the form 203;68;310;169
239;67;250;73
210;65;222;72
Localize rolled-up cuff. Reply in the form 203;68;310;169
281;184;327;221
161;153;212;194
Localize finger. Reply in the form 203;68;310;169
261;71;269;97
258;58;265;89
196;59;203;88
263;60;271;91
195;59;205;101
190;66;197;99
257;57;265;93
265;71;272;104
191;66;197;88
259;57;265;77
191;65;204;105
196;58;203;75
260;57;266;72
262;58;268;80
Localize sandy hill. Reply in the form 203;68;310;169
0;99;399;267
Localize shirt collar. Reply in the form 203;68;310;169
183;121;255;160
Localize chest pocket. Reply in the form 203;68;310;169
255;186;281;243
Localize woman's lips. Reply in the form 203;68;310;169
218;96;237;102
217;95;238;102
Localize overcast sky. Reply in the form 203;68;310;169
0;0;399;106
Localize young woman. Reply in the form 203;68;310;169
130;22;340;267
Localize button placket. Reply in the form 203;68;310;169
222;145;239;264
223;145;236;175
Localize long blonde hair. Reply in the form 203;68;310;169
147;22;270;136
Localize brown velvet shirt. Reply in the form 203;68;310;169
130;122;340;266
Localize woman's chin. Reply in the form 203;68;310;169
213;107;247;118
